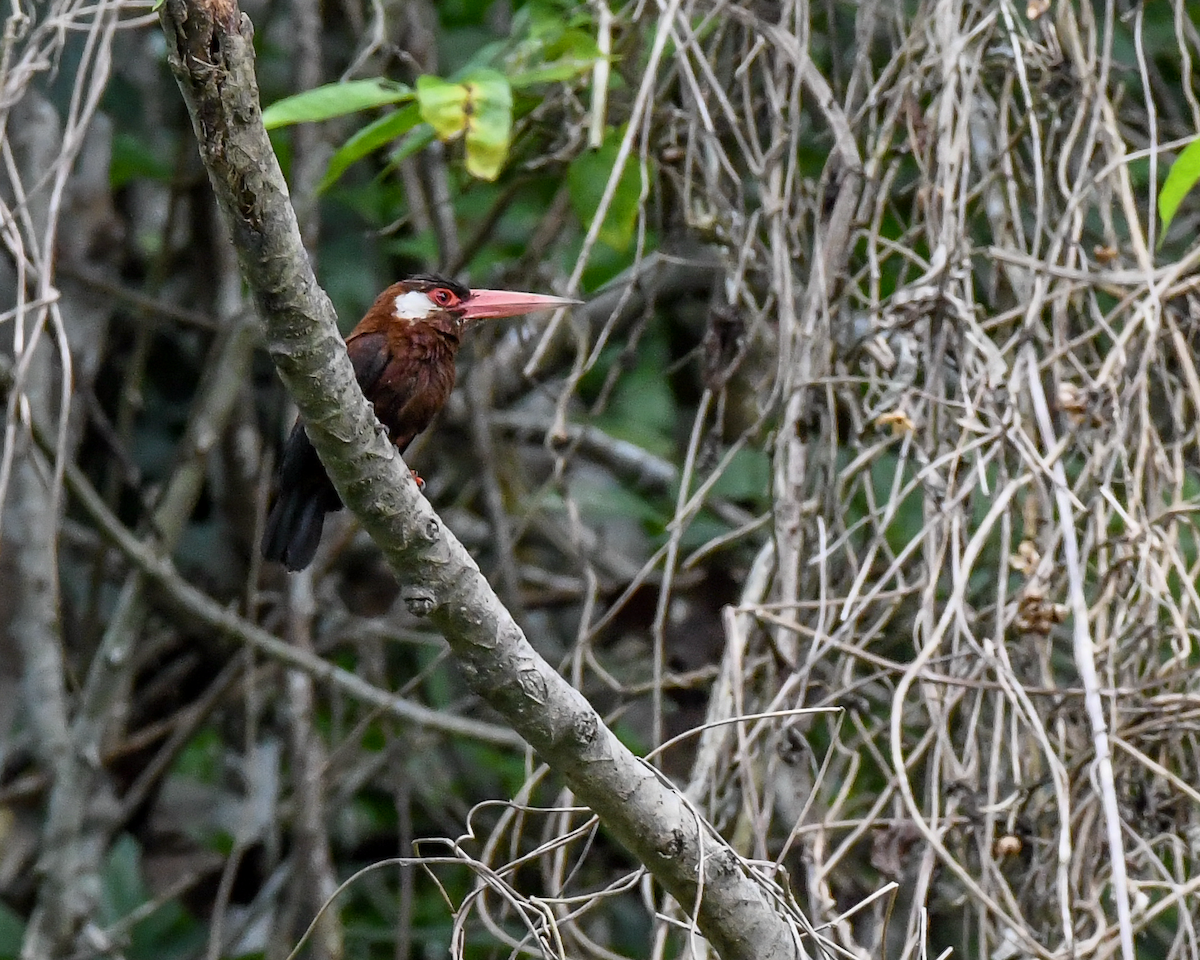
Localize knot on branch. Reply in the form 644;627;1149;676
655;827;685;861
401;586;437;617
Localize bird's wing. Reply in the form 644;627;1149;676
346;331;391;393
345;330;432;450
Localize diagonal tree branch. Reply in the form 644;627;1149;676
158;0;809;957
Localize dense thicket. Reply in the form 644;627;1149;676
0;1;1198;959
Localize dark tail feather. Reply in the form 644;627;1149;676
262;486;328;572
263;420;344;571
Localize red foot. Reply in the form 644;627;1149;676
411;469;425;490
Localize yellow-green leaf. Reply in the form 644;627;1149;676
462;72;512;180
416;75;471;140
416;71;512;181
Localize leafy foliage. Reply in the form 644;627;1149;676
262;5;601;191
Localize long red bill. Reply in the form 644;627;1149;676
461;289;580;321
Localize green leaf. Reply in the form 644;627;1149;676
383;229;440;264
568;128;649;252
98;834;203;960
0;900;24;960
319;104;422;192
709;448;771;502
508;57;599;88
101;834;150;922
262;79;413;130
594;335;676;456
509;23;604;88
416;71;513;181
566;475;665;524
524;1;594;40
110;133;174;189
1159;136;1200;241
388;124;437;169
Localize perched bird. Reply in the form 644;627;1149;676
262;274;576;571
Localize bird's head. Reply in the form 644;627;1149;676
384;274;578;335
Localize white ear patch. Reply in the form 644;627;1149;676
393;290;437;320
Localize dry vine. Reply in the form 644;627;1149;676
565;1;1200;958
2;0;1199;958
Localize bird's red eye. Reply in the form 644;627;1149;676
432;288;454;306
